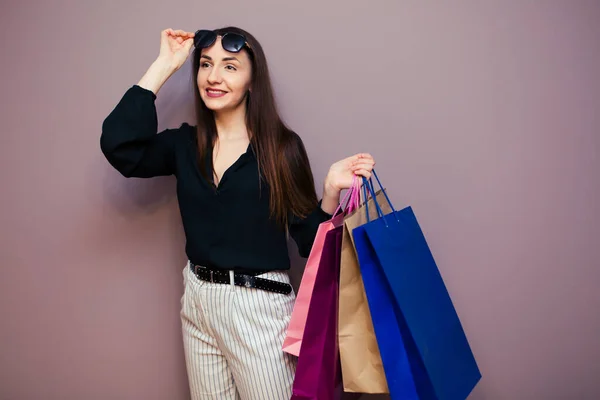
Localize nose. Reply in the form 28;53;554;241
207;66;222;84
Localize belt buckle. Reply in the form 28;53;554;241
241;274;255;288
194;264;214;283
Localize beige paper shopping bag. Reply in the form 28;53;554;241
338;189;393;394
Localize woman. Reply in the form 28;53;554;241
100;26;375;400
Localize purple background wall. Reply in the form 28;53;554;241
1;1;599;399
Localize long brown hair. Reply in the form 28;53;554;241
192;26;318;227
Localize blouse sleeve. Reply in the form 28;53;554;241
288;200;335;258
100;84;189;178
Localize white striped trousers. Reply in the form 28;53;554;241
180;261;298;400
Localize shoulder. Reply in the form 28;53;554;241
160;122;196;140
279;129;314;173
281;129;308;154
156;122;197;152
175;122;197;139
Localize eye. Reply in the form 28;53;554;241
225;65;237;71
201;62;211;68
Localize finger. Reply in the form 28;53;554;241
176;30;194;38
351;160;375;169
351;159;374;167
351;154;373;166
352;162;375;171
353;169;372;179
178;30;194;38
352;158;375;165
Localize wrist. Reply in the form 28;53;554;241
153;57;179;75
137;59;177;95
320;176;341;216
323;175;340;198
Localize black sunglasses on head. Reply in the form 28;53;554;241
194;30;251;53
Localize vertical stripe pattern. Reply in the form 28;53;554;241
180;261;297;400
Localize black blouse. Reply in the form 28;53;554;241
100;84;333;272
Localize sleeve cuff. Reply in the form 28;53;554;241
316;199;343;220
132;84;157;101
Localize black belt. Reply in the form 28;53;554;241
189;263;292;295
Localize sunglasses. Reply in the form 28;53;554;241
193;30;252;53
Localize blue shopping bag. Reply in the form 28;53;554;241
354;221;421;399
354;172;481;400
353;184;432;400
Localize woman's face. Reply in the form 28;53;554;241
197;37;253;113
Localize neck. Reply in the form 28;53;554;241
213;101;249;141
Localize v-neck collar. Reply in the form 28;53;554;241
206;141;254;190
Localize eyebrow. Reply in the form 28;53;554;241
201;54;240;62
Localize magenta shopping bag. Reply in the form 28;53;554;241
283;178;359;356
292;226;343;400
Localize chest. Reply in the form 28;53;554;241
176;137;271;225
212;139;250;186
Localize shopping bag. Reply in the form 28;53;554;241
354;188;420;399
356;173;482;400
292;226;344;400
338;182;392;394
283;177;360;356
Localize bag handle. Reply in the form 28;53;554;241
372;169;397;216
348;174;361;213
363;177;382;222
363;169;399;227
332;174;361;217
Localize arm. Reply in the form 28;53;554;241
100;59;184;178
289;200;335;258
287;133;341;257
290;152;376;257
320;178;342;215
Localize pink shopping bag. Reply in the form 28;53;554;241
282;176;360;356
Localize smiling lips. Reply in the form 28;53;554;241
206;88;227;98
